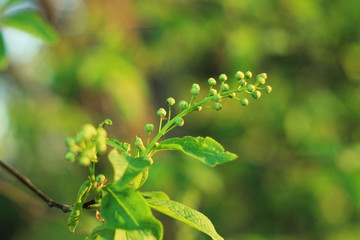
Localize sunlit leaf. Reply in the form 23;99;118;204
111;154;151;191
147;197;223;240
68;180;92;233
101;186;163;240
2;10;58;43
155;136;237;167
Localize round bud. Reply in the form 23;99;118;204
247;84;256;93
65;152;75;162
256;76;266;85
175;117;184;127
157;108;167;117
235;71;245;80
179;100;189;109
96;174;106;184
245;71;252;79
81;124;97;141
213;102;222;111
78;155;91;166
239;79;247;87
190;83;200;95
252;90;262;99
144;123;154;133
208;77;217;86
213;94;222;102
257;73;268;80
66;137;76;147
219;74;228;82
209;88;217;96
265;85;272;93
220;83;230;91
166;97;176;106
240;98;249;106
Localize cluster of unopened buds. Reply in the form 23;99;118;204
65;120;112;166
140;71;272;157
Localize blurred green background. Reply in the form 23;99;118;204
1;0;360;239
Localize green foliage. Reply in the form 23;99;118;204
155;136;237;167
62;72;272;239
0;0;58;70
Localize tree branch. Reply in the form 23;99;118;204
0;159;97;213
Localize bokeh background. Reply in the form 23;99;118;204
1;0;360;239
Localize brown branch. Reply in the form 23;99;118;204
0;159;97;213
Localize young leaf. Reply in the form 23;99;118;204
142;191;170;201
68;180;92;233
101;186;163;240
106;138;130;153
0;32;7;70
147;198;224;240
111;154;151;191
155;136;237;167
87;225;115;240
2;10;58;43
108;149;128;182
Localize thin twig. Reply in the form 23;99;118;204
0;159;72;213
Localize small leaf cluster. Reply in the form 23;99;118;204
64;71;272;240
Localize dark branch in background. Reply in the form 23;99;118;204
0;159;96;213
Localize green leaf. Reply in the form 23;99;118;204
111;153;151;191
108;149;128;182
68;180;92;233
147;198;224;240
87;225;115;240
0;32;7;70
107;138;131;153
155;136;237;167
2;10;58;43
142;191;170;201
101;186;163;240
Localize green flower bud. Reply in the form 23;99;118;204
190;83;200;95
229;92;236;98
95;128;107;153
220;83;230;91
213;102;222;111
175;117;184;127
239;79;247;87
247;84;256;93
78;155;91;166
179;100;189;109
257;73;268;80
81;124;97;141
265;85;272;93
157;108;167;117
235;71;245;80
209;88;217;96
66;137;76;147
96;174;106;185
240;98;249;106
166;97;176;106
213;94;222;102
245;71;252;79
144;123;154;133
256;76;266;85
219;74;228;82
208;77;217;86
251;90;262;99
65;152;76;162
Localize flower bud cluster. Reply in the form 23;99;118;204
65;124;108;166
